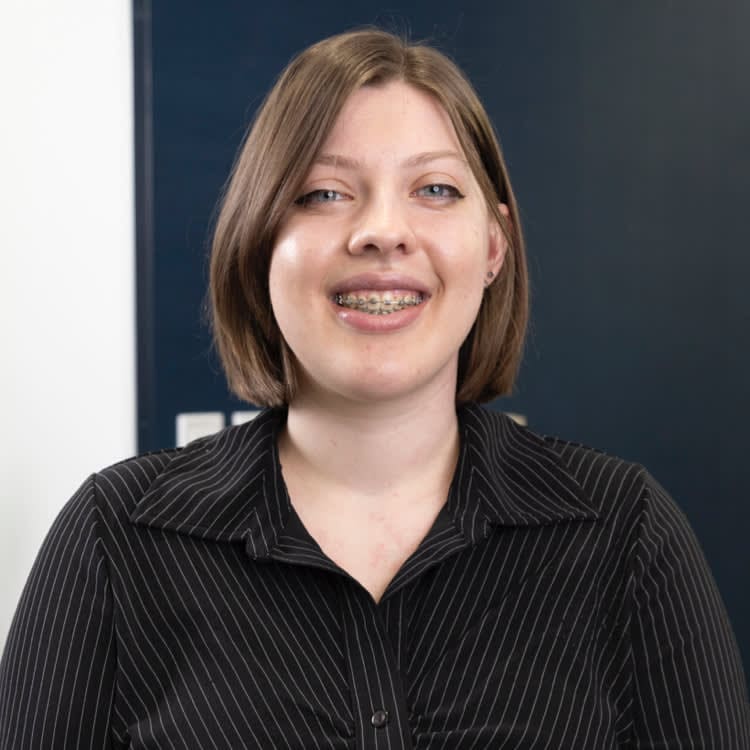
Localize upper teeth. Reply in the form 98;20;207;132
335;291;425;314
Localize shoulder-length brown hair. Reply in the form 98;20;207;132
210;28;529;406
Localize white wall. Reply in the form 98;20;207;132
0;1;136;651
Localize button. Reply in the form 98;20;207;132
371;709;389;728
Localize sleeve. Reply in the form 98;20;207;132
629;472;750;747
0;475;123;749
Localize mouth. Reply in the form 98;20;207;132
330;273;431;317
333;290;426;315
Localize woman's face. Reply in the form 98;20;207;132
269;80;506;406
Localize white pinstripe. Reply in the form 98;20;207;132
1;404;747;748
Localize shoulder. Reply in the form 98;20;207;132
541;431;691;536
89;407;284;519
543;433;651;514
463;403;664;527
89;448;180;515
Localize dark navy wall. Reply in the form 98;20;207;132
134;1;750;680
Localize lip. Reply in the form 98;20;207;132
328;271;432;333
333;301;427;333
329;272;431;297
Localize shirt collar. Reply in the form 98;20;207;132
131;407;289;558
449;403;598;543
130;403;598;557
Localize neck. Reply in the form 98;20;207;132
279;380;460;506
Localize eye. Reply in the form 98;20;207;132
414;183;465;200
294;189;346;207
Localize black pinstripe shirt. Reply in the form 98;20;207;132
1;404;748;748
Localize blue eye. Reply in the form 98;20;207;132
295;189;344;206
416;184;464;199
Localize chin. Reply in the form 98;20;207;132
307;358;458;406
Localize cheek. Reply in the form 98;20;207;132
436;231;489;295
433;226;491;322
270;232;300;273
268;242;301;337
269;235;310;301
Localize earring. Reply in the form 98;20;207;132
484;270;494;288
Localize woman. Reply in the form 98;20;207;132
1;28;748;749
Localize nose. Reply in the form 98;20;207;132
347;192;416;255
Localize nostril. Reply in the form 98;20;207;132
348;222;415;255
350;240;409;255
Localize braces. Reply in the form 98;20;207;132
334;293;424;315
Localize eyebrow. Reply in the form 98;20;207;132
314;150;468;169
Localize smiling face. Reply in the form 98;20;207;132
268;80;507;406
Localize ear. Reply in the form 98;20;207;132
487;203;510;279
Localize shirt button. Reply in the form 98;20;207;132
371;709;389;728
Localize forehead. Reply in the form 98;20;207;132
319;80;464;162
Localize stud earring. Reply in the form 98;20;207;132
484;270;494;288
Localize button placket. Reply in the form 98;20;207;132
338;583;412;749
